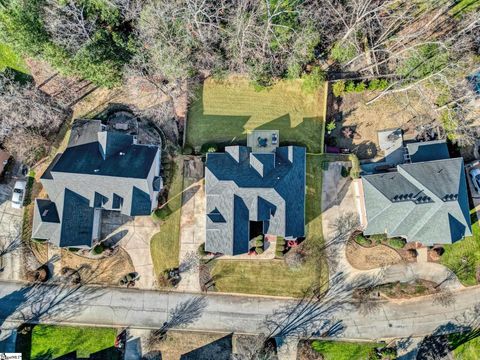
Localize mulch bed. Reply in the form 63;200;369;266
297;340;323;360
376;279;438;299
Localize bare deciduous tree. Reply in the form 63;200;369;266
0;73;68;164
42;0;97;53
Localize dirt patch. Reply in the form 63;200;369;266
376;279;438;299
327;91;433;159
151;331;233;360
346;239;402;270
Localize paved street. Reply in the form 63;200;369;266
1;279;480;342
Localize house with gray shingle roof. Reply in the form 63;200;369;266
32;120;162;248
205;145;306;255
361;140;471;245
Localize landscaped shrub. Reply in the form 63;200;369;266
201;143;218;153
152;206;172;221
332;80;345;97
368;234;387;245
93;244;105;255
275;250;284;258
387;238;407;249
341;166;349;178
198;243;207;256
355;234;371;247
354;81;367;92
326;121;336;134
345;80;356;92
256;239;264;247
368;78;390;91
182;145;193;155
255;247;264;255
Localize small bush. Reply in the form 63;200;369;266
153;206;172;221
182;145;193;155
275;250;284;258
255;239;264;247
326;121;336;134
201;143;219;153
332;80;345;97
354;81;367;92
276;237;286;246
387;238;407;249
198;243;207;256
345;80;356;92
341;166;349;178
67;247;80;252
93;244;105;255
256;247;264;255
355;234;371;247
301;66;326;93
369;234;387;245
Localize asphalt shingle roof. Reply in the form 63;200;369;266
407;140;450;163
32;120;161;247
205;145;306;255
362;144;471;245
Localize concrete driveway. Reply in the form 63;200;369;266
177;157;205;292
0;166;25;281
101;212;158;289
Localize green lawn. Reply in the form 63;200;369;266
30;325;119;360
186;77;325;152
440;210;480;286
150;157;184;278
210;154;327;297
0;42;29;73
452;338;480;360
449;329;480;360
450;0;480;15
311;340;386;360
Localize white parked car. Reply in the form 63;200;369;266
469;168;480;193
11;180;27;209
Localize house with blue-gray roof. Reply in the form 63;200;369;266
361;140;471;246
205;145;306;255
32;120;162;248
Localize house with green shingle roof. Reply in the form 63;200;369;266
361;140;471;245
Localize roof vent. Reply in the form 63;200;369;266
119;152;125;156
42;209;49;217
94;169;100;173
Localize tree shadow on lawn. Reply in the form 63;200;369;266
188;86;324;153
186;87;250;148
258;114;324;153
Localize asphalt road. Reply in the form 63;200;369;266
1;280;480;341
